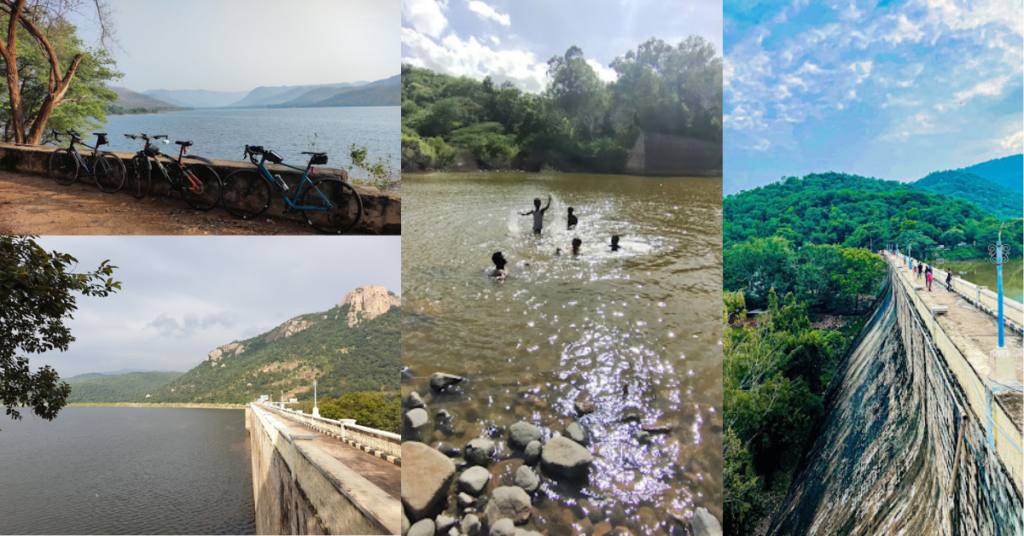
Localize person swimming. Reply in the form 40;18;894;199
520;195;552;234
555;247;562;256
567;207;578;229
491;252;507;277
610;235;621;252
571;238;582;256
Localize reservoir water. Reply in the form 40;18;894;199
402;173;723;535
101;107;399;179
0;407;254;535
936;259;1023;303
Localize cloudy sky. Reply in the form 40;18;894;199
68;0;399;92
724;0;1023;194
402;0;723;92
30;236;400;378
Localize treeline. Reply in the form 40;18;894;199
67;371;184;403
401;36;722;173
106;106;184;115
725;172;1023;261
913;169;1022;221
299;392;400;434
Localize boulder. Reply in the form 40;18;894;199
540;436;592;479
408;519;435;536
458;466;491;496
523;440;542;465
430;373;465;393
565;422;588;445
483;486;532;525
402;442;455;521
513;465;539;492
691;508;723;536
490;518;516;536
407;391;426;409
464;438;496;466
435;514;457;534
405;409;430;431
457;492;476;508
508;421;542;450
461;514;481;536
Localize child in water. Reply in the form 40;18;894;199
610;235;621;252
567;207;578;229
571;238;582;256
520;195;552;234
491;252;507;277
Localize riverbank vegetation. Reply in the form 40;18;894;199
67;371;183;403
401;36;722;173
298;392;400;434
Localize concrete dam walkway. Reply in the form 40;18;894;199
770;255;1023;535
247;403;402;534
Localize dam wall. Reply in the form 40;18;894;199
246;404;401;535
771;259;1022;535
0;143;400;234
259;403;401;462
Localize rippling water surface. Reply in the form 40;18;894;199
0;407;254;535
402;173;723;535
102;107;399;173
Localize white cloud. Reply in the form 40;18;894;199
401;27;548;92
999;129;1023;150
586;59;618;83
466;0;511;26
403;0;448;39
883;14;925;44
954;75;1012;101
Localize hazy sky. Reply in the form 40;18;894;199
724;0;1023;194
69;0;400;92
29;236;401;378
402;0;723;92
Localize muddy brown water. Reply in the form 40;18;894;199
401;172;723;535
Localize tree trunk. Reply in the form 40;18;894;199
25;54;82;145
0;0;25;143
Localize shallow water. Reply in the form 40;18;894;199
0;407;254;535
402;172;723;535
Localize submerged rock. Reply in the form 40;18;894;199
490;518;516;536
691;508;723;536
459;465;491;496
461;514;481;536
565;422;588;445
509;421;542;450
540;436;592;479
430;373;465;393
514;465;539;492
484;486;532;525
405;408;430;431
435;514;457;534
523;440;542;465
464;438;496;466
407;391;426;409
407;519;435;536
402;442;455;521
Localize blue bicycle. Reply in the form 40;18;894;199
221;145;362;234
47;129;126;193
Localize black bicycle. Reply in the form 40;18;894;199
47;129;126;193
125;133;223;211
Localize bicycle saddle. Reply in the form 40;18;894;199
93;132;107;136
175;140;193;147
301;151;326;156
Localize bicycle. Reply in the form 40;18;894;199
47;129;126;193
221;145;362;234
125;133;223;211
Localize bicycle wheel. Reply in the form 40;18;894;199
94;153;126;193
300;178;363;234
48;148;79;185
128;154;151;199
221;169;270;219
177;163;222;211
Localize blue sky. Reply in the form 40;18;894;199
724;0;1023;194
402;0;722;92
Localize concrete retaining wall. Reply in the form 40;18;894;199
247;404;401;535
0;142;400;234
259;403;401;461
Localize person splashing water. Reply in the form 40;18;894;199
491;252;508;278
610;235;621;252
571;238;582;257
567;207;578;230
520;195;552;234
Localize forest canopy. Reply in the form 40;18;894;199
401;36;722;173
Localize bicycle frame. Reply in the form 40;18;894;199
64;137;109;176
252;153;333;211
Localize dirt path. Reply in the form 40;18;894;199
0;171;320;235
269;411;401;500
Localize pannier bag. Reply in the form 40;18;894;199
310;154;328;166
265;150;283;164
96;134;108;146
145;144;162;157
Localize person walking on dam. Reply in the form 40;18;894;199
946;269;954;292
926;266;933;291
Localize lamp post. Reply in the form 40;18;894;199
989;224;1008;349
312;379;320;418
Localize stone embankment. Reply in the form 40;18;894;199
400;372;722;536
0;142;400;234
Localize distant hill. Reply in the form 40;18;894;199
66;372;107;384
364;74;400;87
912;170;1022;220
231;76;399;108
107;87;185;114
960;154;1023;194
275;83;399;108
229;82;368;108
144;88;249;108
67;371;185;403
150;285;401;405
278;86;357;107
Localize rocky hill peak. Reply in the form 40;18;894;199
340;285;401;327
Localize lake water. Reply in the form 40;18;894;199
935;259;1023;303
0;407;254;535
102;107;399;179
402;173;723;535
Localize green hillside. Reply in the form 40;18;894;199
66;372;107;384
150;300;400;405
912;169;1022;220
279;86;356;107
67;371;184;403
724;172;1022;260
961;154;1023;194
273;83;399;108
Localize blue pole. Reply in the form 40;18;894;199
997;238;1004;348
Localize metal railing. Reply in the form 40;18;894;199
888;256;1023;495
254;402;401;460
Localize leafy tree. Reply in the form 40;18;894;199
833;248;884;314
0;235;119;429
0;0;119;144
